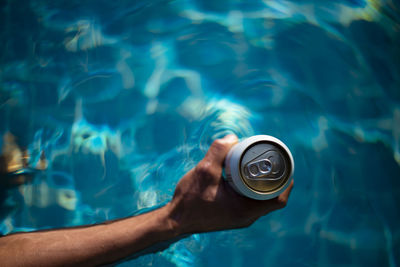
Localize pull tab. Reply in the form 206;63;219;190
244;157;283;181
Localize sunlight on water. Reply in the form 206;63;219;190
0;0;399;266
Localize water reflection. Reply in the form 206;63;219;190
0;0;399;266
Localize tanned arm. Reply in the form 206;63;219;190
0;204;179;266
0;134;293;266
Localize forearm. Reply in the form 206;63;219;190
0;134;293;266
0;204;179;267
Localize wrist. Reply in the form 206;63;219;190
162;202;183;238
163;200;193;236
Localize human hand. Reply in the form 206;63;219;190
167;134;294;235
0;134;293;267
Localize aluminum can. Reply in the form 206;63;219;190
224;135;294;200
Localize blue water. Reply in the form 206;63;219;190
1;0;399;266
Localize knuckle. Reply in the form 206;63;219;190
211;139;227;151
277;198;287;208
195;160;221;181
195;161;213;177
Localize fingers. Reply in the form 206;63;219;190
193;134;238;183
267;179;294;211
279;179;294;203
203;134;238;167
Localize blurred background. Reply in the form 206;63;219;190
0;0;399;266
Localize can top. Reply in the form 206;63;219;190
239;140;292;193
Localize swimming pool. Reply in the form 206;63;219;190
0;0;399;266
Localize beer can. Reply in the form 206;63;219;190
224;135;294;200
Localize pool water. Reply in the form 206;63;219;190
1;0;399;266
